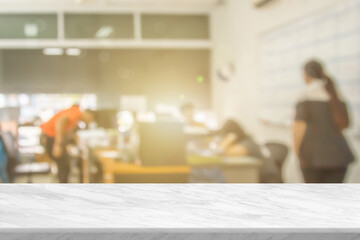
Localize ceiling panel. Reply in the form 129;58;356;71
0;0;220;9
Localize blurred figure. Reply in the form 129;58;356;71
41;105;94;183
217;119;281;183
293;59;354;183
180;103;206;128
217;119;249;156
0;125;8;183
0;139;9;183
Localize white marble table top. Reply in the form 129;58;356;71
0;184;360;232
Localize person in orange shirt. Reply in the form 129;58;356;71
41;105;94;183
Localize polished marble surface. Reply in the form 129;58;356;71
0;184;359;239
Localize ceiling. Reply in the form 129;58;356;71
0;0;223;11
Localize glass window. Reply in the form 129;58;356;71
141;14;209;39
0;14;57;39
64;14;134;39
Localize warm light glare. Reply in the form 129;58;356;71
117;111;135;133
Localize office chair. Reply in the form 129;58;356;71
0;140;9;183
264;142;289;183
1;131;50;183
0;131;18;182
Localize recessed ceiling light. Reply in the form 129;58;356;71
66;48;81;56
43;48;63;55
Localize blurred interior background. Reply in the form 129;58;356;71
0;0;359;184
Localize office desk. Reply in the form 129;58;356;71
1;184;359;240
188;155;262;183
93;148;190;183
90;148;261;183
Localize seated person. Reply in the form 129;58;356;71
216;119;281;183
217;119;252;156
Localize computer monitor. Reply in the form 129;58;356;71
94;109;118;129
139;121;186;166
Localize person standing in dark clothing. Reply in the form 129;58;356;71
293;60;354;183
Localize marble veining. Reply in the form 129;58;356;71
0;184;360;239
0;233;359;240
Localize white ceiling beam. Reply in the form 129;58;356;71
0;0;217;12
0;8;211;14
0;39;212;49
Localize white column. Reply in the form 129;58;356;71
133;11;142;41
57;11;65;40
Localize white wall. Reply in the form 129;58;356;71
211;0;360;182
